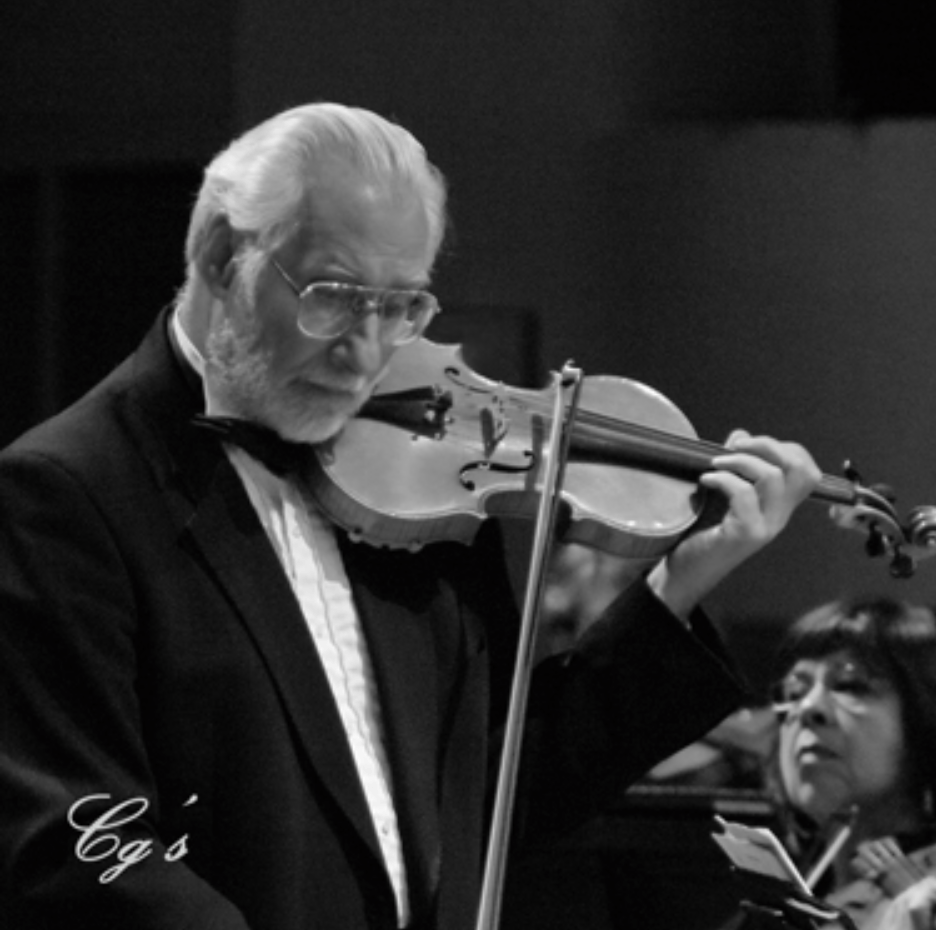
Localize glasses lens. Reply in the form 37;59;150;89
381;292;436;344
296;283;349;338
298;283;436;343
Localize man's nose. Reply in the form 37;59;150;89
336;311;384;372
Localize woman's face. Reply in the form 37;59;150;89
777;649;912;827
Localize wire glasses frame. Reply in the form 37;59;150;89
270;258;439;345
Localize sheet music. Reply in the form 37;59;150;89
712;815;812;896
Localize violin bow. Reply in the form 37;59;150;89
474;362;584;930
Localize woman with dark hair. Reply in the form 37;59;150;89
761;596;936;929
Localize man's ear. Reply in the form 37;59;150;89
196;215;241;297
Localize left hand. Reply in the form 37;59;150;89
648;430;820;620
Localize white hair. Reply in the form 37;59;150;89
185;102;448;267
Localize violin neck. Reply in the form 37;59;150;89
569;422;860;507
813;474;866;507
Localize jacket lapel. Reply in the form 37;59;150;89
126;311;445;911
124;312;383;861
184;465;383;855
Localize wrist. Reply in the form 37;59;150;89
647;561;700;626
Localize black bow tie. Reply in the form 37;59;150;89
192;415;315;476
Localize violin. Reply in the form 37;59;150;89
307;338;936;575
823;838;936;930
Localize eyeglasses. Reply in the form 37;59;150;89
772;658;892;718
270;258;439;345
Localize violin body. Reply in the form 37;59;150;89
308;338;704;556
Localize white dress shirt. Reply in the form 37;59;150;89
172;311;410;926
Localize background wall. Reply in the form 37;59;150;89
4;0;936;632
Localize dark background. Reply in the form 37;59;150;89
4;3;936;925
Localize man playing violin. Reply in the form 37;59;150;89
0;102;820;930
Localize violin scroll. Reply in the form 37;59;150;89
829;463;936;578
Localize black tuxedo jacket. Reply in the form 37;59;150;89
0;310;745;930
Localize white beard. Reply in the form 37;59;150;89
203;302;371;445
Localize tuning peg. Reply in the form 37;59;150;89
906;505;936;551
865;525;888;559
843;460;898;503
843;460;862;484
889;549;917;579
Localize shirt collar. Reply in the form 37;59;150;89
171;306;207;381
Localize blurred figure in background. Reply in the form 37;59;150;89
539;542;777;790
727;596;936;930
538;542;644;657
